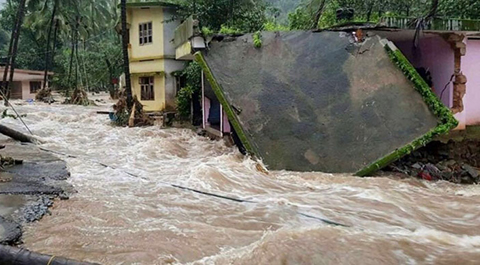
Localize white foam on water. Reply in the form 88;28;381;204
1;96;479;264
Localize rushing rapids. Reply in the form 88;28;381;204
1;95;479;264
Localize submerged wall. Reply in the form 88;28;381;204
198;31;454;174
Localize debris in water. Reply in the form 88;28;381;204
35;88;54;103
65;88;94;106
112;90;153;127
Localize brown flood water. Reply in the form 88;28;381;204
2;96;480;264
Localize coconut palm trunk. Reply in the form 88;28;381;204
4;0;27;106
42;0;59;91
121;0;133;109
51;19;59;71
67;17;78;96
426;0;439;19
1;23;15;94
311;0;327;30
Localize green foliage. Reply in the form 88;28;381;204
183;61;202;91
201;26;214;36
265;0;300;24
52;42;122;92
1;109;26;119
175;61;202;119
219;25;242;34
317;1;340;28
176;0;267;32
283;0;480;31
253;31;262;48
263;21;290;31
176;85;194;119
0;0;122;93
288;7;312;30
437;0;480;19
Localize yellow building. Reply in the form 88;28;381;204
125;0;185;112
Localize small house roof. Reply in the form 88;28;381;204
0;67;54;82
126;0;179;8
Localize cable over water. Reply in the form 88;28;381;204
1;94;479;265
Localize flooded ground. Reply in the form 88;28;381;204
2;94;480;264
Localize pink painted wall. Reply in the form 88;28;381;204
394;35;455;107
222;109;231;133
462;38;480;126
204;97;211;127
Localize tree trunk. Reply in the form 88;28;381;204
75;36;79;90
67;18;78;96
105;56;115;98
311;0;327;30
426;0;439;19
2;0;26;102
1;0;20;90
51;19;59;72
0;245;99;265
4;0;27;106
43;0;58;91
0;124;37;143
121;0;133;109
366;1;374;22
1;17;16;94
67;31;75;95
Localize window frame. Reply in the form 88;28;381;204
139;22;153;46
30;81;41;94
140;76;155;101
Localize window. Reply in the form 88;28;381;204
139;22;152;45
30;81;41;93
175;75;186;96
140;76;154;101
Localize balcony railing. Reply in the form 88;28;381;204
380;16;480;31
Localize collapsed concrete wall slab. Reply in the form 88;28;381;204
196;31;457;175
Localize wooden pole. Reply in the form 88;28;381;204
0;245;99;265
0;124;38;143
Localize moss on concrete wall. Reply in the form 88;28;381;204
194;52;257;156
355;43;458;176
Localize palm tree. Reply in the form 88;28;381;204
311;0;328;29
120;0;133;109
24;0;118;96
42;0;59;91
2;0;27;106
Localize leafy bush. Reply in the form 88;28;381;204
253;31;262;48
263;21;290;31
219;25;243;34
175;61;202;119
176;85;195;119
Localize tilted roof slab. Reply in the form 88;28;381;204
196;31;457;175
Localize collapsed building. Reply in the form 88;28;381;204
173;17;480;175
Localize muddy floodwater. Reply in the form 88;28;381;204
2;95;480;264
